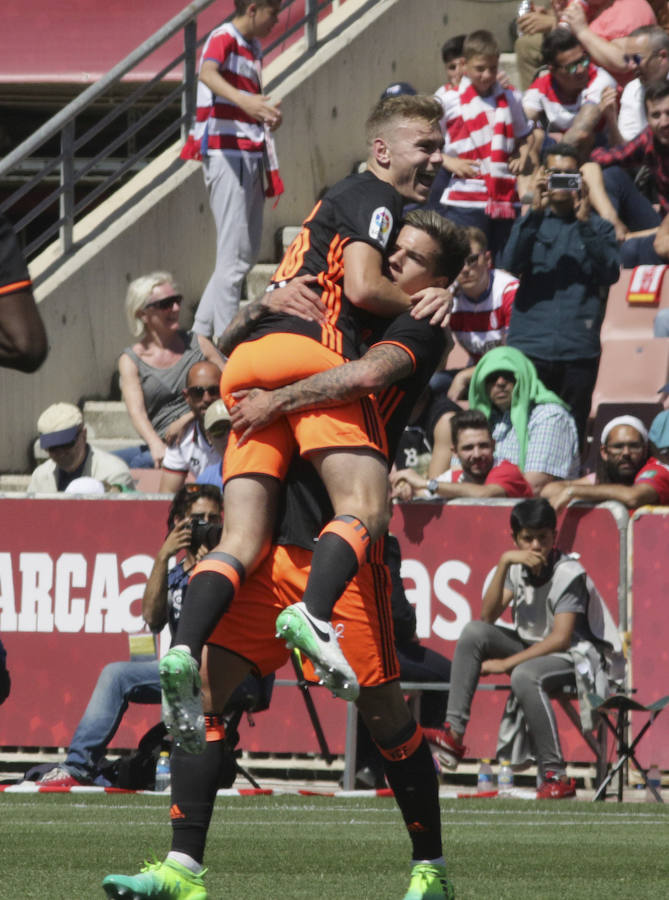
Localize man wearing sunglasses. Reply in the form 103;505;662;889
523;28;620;151
27;402;134;493
618;25;669;140
158;362;225;494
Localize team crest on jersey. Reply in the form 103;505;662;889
369;207;393;247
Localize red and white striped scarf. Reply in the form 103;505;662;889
448;77;517;218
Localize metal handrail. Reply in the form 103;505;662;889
0;0;359;267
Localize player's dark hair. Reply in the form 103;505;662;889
510;498;556;536
167;484;222;532
451;409;492;447
644;78;669;109
365;95;443;146
541;141;581;165
541;28;579;66
463;30;499;61
403;209;470;283
442;34;466;64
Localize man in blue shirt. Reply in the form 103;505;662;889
503;142;620;446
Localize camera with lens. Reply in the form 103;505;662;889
189;516;223;552
547;172;582;192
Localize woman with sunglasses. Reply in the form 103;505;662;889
117;272;224;469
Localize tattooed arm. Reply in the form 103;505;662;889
217;275;324;357
230;343;413;445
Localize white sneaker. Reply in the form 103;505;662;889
275;602;359;701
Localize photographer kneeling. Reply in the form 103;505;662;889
36;485;223;787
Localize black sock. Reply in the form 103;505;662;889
175;553;245;664
377;721;443;861
302;515;370;621
169;720;228;864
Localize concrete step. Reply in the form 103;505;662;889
0;474;31;493
245;263;276;305
87;437;140;454
83;400;134;440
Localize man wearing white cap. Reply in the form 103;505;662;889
542;414;669;510
28;402;134;493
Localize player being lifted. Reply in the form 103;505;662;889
159;95;452;751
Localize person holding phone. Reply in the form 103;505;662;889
502;142;620;447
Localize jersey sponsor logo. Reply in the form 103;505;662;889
369;207;393;247
637;470;657;481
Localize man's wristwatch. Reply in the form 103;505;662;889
426;478;439;496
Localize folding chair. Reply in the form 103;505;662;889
587;692;669;802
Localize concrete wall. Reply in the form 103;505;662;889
1;0;519;471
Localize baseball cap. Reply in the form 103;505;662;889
649;409;669;450
204;399;231;437
380;81;417;99
37;403;84;449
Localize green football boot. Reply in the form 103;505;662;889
102;858;207;899
402;862;455;899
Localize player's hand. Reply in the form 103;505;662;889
261;275;326;323
229;388;279;445
241;93;282;127
410;285;454;326
481;658;511;676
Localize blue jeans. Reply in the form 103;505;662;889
113;445;154;469
65;660;161;783
621;235;665;268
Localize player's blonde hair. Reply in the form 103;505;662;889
125;271;176;338
365;95;443;148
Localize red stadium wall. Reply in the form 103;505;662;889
0;497;665;768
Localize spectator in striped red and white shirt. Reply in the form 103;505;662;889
182;1;283;342
522;28;621;152
443;226;518;405
435;30;535;264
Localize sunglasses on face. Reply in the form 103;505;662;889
144;294;183;311
463;252;483;267
556;55;589;74
186;384;220;400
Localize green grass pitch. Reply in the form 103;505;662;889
2;793;668;899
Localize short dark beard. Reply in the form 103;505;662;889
602;456;639;486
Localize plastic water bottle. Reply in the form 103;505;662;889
498;759;514;793
646;763;661;802
155;750;171;792
477;758;493;793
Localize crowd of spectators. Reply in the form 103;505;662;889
7;7;669;895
